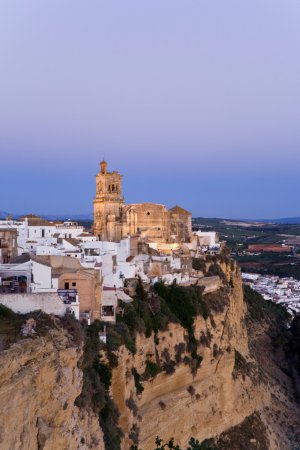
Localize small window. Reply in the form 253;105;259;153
65;282;69;289
72;282;76;287
147;211;150;216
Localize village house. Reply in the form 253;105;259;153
9;254;102;323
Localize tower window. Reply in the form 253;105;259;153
147;211;150;216
112;184;115;191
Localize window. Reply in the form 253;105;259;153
65;282;69;289
72;282;76;287
102;305;115;317
147;211;150;216
41;229;45;238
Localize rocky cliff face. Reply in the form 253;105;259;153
0;259;299;450
0;324;104;450
111;263;269;449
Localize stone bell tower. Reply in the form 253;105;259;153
93;160;124;241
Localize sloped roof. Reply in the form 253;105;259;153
19;214;53;226
63;238;80;247
10;253;52;267
169;205;191;215
31;255;53;267
10;253;31;264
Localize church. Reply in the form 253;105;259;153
93;161;192;243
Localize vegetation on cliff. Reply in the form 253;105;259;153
128;413;270;450
0;304;82;350
130;436;216;450
75;321;123;450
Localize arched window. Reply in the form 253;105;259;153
112;184;115;191
108;185;111;192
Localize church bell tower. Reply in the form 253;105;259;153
93;160;124;240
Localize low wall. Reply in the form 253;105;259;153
0;293;68;316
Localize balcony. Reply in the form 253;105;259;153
57;289;78;304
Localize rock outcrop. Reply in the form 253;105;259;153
111;263;269;449
0;325;104;450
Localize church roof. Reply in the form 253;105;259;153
169;205;191;215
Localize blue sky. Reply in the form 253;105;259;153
1;1;300;218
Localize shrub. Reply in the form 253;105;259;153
206;263;227;282
162;360;176;375
96;361;112;390
0;304;15;318
61;312;84;345
203;288;230;314
192;258;207;273
158;400;166;410
132;368;144;395
187;385;196;396
199;331;211;348
126;396;138;417
175;342;186;363
143;360;161;380
129;424;140;445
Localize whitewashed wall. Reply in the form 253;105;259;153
0;293;68;316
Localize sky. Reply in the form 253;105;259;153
1;1;300;219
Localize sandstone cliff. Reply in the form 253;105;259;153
0;318;104;450
0;257;299;450
111;262;270;449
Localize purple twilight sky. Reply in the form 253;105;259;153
1;1;300;219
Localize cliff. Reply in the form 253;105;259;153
0;314;104;450
0;257;299;450
111;262;270;449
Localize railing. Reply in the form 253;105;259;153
57;289;78;303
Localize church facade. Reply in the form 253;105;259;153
93;161;192;243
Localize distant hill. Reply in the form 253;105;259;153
260;217;300;225
0;211;12;219
193;216;300;225
41;213;94;221
0;212;93;221
2;212;300;225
